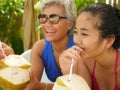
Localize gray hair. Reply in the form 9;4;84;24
40;0;77;21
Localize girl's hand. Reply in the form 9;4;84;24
59;45;83;74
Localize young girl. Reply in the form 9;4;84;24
60;3;120;90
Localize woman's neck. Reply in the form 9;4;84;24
52;36;69;52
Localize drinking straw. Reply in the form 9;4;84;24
68;57;74;81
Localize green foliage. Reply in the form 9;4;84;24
75;0;95;12
75;0;105;13
0;0;24;54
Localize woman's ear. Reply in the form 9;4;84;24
68;20;75;30
105;35;115;48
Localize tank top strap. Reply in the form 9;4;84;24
92;60;96;75
92;60;100;90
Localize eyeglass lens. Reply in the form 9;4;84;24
38;14;67;24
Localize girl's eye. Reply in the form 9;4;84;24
74;30;77;34
81;33;88;36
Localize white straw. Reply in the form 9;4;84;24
68;57;74;81
0;41;7;58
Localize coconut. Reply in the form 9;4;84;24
0;55;31;90
0;55;31;69
52;74;91;90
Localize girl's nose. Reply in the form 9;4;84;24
74;35;82;45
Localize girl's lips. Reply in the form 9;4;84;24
79;48;85;55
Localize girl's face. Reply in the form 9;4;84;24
40;4;73;42
74;12;107;60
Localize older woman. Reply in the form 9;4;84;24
24;0;77;90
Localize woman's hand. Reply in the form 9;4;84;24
59;45;83;74
24;71;41;90
0;42;14;60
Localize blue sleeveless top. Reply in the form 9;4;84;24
41;36;75;82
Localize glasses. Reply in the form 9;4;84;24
38;14;67;24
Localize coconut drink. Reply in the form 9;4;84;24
52;74;91;90
0;55;31;90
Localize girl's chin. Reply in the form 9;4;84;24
80;54;90;60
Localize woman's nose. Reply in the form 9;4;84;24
41;20;52;27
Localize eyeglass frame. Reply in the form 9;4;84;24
38;14;67;24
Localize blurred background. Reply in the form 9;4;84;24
0;0;120;54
